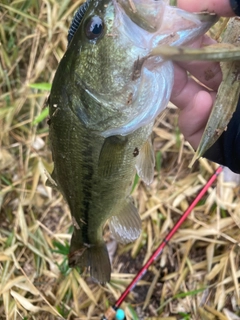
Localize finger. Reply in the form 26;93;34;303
170;64;215;148
178;91;215;149
177;0;235;16
177;61;222;91
170;63;215;109
176;35;222;91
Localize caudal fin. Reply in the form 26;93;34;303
68;236;111;284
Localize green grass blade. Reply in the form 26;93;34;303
33;107;49;125
29;83;51;91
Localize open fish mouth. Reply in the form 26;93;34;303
113;0;217;48
99;0;217;137
67;0;217;138
114;0;166;34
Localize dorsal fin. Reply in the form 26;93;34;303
67;0;90;45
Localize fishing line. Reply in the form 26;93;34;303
101;165;223;320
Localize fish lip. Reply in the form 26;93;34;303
113;0;166;33
111;0;164;50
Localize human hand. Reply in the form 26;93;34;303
171;0;236;150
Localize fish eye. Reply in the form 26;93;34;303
85;15;104;40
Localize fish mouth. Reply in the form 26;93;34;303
72;0;217;138
114;0;166;33
113;0;217;48
112;0;167;50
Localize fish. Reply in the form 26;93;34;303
47;0;217;283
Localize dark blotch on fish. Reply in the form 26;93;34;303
131;56;146;81
133;147;139;157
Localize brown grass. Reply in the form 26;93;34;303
1;1;240;319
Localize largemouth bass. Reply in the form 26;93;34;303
48;0;217;283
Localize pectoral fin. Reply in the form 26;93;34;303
98;135;128;177
135;138;155;185
108;197;142;244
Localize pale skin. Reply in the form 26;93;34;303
172;0;236;150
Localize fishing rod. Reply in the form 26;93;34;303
101;165;223;320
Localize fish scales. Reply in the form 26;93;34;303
48;0;216;283
49;89;151;282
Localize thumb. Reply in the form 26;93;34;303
177;0;236;17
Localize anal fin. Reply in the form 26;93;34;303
108;197;142;244
135;137;155;185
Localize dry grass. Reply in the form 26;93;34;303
1;1;240;319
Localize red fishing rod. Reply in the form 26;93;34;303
101;165;223;320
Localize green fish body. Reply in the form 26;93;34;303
48;0;216;283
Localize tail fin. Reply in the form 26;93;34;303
68;234;111;284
